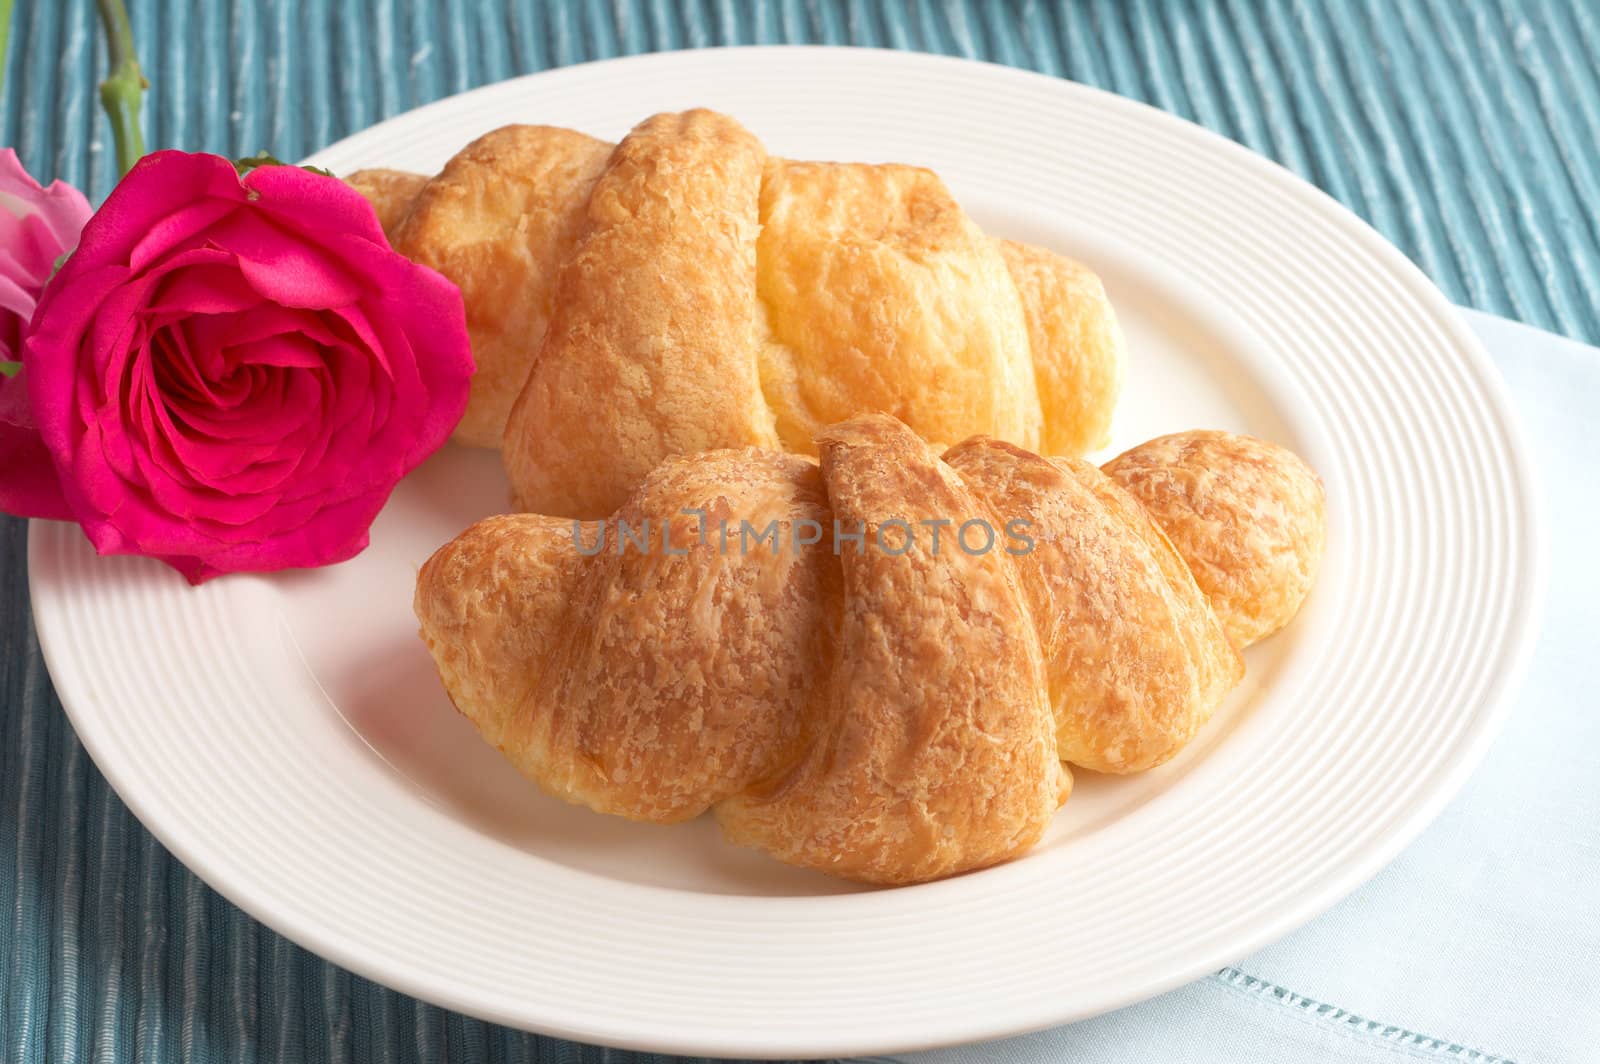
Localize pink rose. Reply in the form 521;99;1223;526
0;150;92;520
17;151;473;582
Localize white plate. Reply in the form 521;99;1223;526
29;48;1544;1057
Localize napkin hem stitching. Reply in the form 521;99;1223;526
1213;968;1517;1063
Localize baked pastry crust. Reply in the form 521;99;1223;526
944;439;1241;773
715;418;1069;883
502;112;782;517
350;110;1125;516
343;168;426;237
1104;431;1326;648
354;128;612;447
415;414;1324;884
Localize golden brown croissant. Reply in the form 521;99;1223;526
347;110;1125;516
414;414;1324;884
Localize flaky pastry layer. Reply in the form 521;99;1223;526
416;414;1325;884
350;110;1126;515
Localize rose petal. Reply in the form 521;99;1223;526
145;257;265;316
148;347;296;484
145;322;333;497
172;314;250;390
244;163;388;248
67;152;243;273
129;197;238;272
203;210;363;308
88;317;156;496
0;261;39;320
165;484;390;580
148;314;223;410
0;272;35;358
207;303;344;348
82;273;156;412
25;261;134;519
327;233;471;464
0;148;93;250
229;333;327;370
0;211;70;291
0;397;71;519
73;416;137;523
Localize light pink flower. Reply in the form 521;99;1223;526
18;151;473;582
0;150;92;520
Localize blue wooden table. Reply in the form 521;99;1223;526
3;2;1597;1062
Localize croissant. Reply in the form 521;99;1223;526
347;110;1125;517
414;414;1325;884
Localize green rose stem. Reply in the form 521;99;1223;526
0;2;142;379
0;0;14;97
96;0;146;177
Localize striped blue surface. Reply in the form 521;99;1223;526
1;3;1595;1062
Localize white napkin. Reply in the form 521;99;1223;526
865;310;1599;1064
